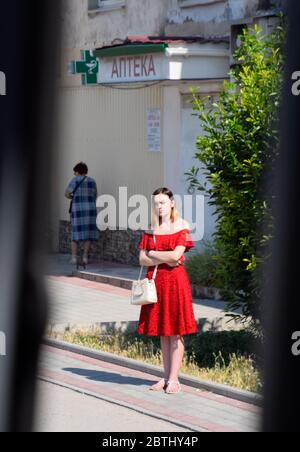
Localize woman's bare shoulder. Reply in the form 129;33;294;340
149;219;191;235
174;219;190;232
181;219;190;230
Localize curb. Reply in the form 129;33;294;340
47;315;243;335
44;337;263;407
47;321;139;334
73;270;133;290
74;268;224;302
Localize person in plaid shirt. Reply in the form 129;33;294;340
65;162;98;265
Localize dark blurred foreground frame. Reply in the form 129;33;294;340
263;0;300;433
0;1;61;432
0;0;299;435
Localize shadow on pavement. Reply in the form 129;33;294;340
63;367;155;387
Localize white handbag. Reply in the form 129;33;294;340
131;235;158;306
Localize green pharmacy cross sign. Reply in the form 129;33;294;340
71;50;99;85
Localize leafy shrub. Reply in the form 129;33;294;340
184;330;260;368
185;245;220;287
186;22;285;329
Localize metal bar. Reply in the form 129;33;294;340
0;0;61;432
263;0;300;432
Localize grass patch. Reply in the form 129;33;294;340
49;330;262;393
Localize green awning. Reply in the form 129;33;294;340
94;43;168;58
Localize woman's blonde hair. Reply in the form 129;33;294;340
151;187;181;228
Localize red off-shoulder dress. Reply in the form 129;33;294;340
137;229;198;337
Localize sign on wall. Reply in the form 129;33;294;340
71;50;99;85
147;109;161;153
71;45;230;86
98;54;164;84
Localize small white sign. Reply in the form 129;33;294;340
0;71;6;96
0;331;6;356
147;109;161;153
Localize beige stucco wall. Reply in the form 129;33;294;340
52;0;282;251
61;0;171;49
61;0;280;50
51;83;164;248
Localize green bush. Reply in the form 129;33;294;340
184;330;260;369
92;330;259;370
186;21;285;329
185;246;219;287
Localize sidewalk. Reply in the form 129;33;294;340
46;254;240;334
38;345;261;432
35;380;190;432
41;254;261;432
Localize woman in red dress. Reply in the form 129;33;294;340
138;187;198;394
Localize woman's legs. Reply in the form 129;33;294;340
83;241;91;263
71;241;91;265
150;335;184;393
161;336;172;380
72;241;91;257
166;335;185;393
150;336;171;390
71;241;78;260
83;241;91;257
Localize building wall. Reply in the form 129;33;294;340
167;0;283;36
54;0;283;259
51;84;164;250
60;0;282;87
166;0;257;36
61;0;171;49
61;0;282;51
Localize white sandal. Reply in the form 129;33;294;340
166;380;181;394
149;379;168;392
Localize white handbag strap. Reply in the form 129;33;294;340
139;233;158;281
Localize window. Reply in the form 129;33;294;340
230;22;250;66
88;0;126;14
179;0;226;8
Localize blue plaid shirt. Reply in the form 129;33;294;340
66;176;98;242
